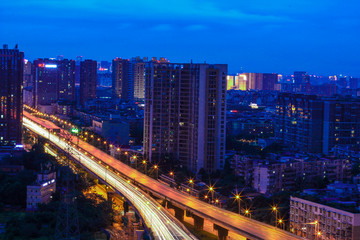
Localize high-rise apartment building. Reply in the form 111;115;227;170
23;59;33;107
33;58;75;108
144;62;227;173
0;44;24;146
33;59;59;106
275;93;360;154
58;59;75;102
112;58;131;101
243;73;278;91
80;60;97;106
131;57;147;101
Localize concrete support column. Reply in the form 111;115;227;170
214;224;228;240
173;206;185;222
192;214;204;230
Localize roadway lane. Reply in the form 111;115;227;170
23;116;197;240
24;113;304;240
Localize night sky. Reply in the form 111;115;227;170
1;0;359;76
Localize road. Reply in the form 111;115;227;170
24;111;304;240
23;114;197;240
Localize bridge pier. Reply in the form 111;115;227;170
173;206;185;222
213;224;228;240
192;214;204;230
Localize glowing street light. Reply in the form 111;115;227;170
153;165;159;179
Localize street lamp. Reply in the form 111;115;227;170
272;205;278;227
142;160;147;174
209;186;214;203
278;219;285;230
169;171;174;180
189;179;194;195
153;165;158;179
245;209;251;218
235;194;241;215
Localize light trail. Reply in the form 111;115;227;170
23;117;197;240
24;112;304;240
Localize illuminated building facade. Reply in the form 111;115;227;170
275;93;360;154
131;57;147;101
0;44;23;146
290;196;360;240
33;58;75;107
144;62;227;173
80;59;97;106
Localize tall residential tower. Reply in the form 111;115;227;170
144;62;227;173
0;44;24;146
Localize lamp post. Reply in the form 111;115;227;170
142;160;147;175
153;165;158;179
189;179;194;195
235;194;241;215
272;206;278;227
209;186;214;204
169;171;174;180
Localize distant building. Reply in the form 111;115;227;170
0;44;24;147
251;158;351;194
241;73;278;91
33;58;75;108
144;62;227;173
112;58;131;101
58;59;75;102
23;59;33;107
275;93;360;154
131;57;147;101
97;61;112;87
26;171;56;211
92;117;129;145
290;196;360;240
80;60;97;106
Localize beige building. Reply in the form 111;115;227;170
290;196;360;240
26;172;56;210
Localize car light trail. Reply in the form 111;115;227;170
23;116;197;240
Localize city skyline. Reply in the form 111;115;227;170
2;0;360;77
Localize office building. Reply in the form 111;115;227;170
0;44;24;146
33;58;75;107
80;60;97;106
33;59;59;107
144;62;227;173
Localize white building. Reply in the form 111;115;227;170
290;196;360;240
26;172;56;210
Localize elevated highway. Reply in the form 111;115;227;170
24;111;304;240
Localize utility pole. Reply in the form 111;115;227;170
55;133;80;240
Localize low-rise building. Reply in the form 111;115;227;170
290;196;360;240
26;171;56;211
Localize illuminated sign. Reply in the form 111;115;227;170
38;63;45;67
71;128;79;134
45;64;57;68
42;179;56;187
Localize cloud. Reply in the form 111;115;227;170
151;24;173;31
185;24;208;31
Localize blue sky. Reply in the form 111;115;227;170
1;0;359;76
